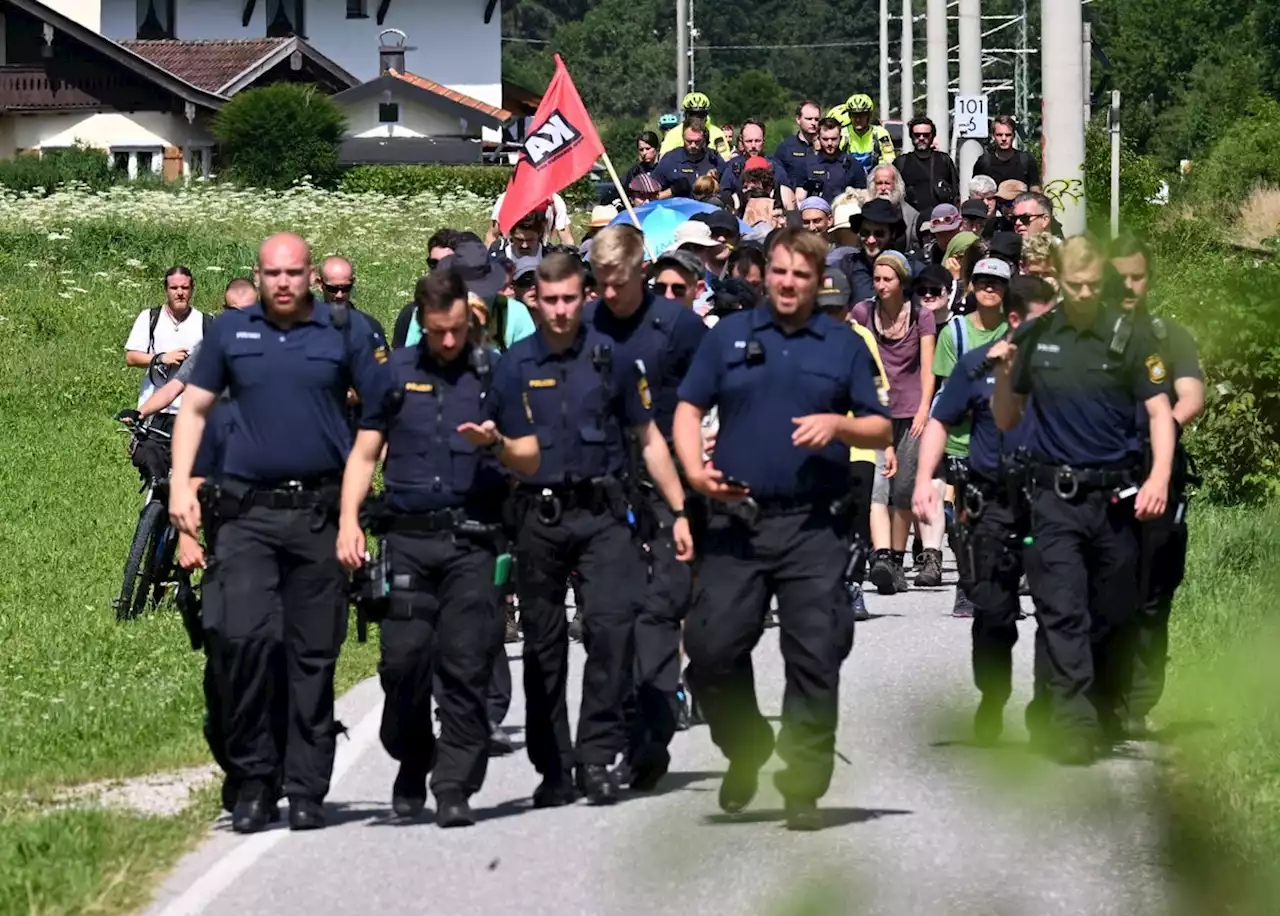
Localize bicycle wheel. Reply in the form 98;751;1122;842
116;501;166;621
147;524;179;612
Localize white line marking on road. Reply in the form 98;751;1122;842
153;694;385;916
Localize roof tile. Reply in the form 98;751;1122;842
387;69;512;123
120;39;288;93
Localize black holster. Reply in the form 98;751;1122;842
174;572;203;652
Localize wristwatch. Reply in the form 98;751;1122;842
672;508;687;520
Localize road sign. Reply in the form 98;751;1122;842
954;94;989;139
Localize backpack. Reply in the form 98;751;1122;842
147;306;213;353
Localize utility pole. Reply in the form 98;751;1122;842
675;0;687;109
926;0;949;150
880;0;891;121
900;0;915;144
1110;90;1121;237
957;0;982;188
1082;21;1092;124
1041;0;1086;235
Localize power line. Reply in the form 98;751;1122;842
501;36;550;44
693;39;881;50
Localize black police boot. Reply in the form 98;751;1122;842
220;775;240;814
783;797;823;832
230;782;278;834
718;758;762;814
1049;733;1097;767
391;764;428;819
577;763;620;806
869;549;897;595
487;721;514;757
914;548;944;587
973;694;1005;746
288;796;326;831
628;745;671;793
434;791;476;829
532;775;578;808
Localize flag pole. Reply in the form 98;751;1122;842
598;150;656;262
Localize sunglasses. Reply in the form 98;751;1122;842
1013;213;1045;226
323;282;353;294
653;282;688;298
918;286;945;298
912;132;933;141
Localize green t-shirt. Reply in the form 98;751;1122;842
931;314;1007;457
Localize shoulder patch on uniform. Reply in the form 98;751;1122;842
373;346;389;364
1146;354;1167;384
638;375;653;410
529;378;557;388
405;381;433;393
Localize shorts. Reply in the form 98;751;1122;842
871;418;944;509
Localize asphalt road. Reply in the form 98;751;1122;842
145;571;1172;916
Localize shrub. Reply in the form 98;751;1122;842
0;143;116;194
1083;124;1165;233
1188;97;1280;215
339;165;595;208
211;83;346;190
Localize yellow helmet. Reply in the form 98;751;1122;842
682;91;711;112
826;104;850;124
845;93;875;114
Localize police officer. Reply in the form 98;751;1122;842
497;252;693;807
992;235;1176;765
655;122;726;199
1109;236;1205;737
586;226;708;791
796;117;867;204
336;266;539;828
673;227;891;830
170;232;391;833
718;118;796;209
913;275;1057;744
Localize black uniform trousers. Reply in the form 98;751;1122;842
968;495;1025;703
684;507;855;803
849;462;875;584
515;501;645;780
1124;495;1189;719
379;530;501;797
202;505;347;801
1022;487;1139;740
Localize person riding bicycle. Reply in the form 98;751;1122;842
659;92;732;158
827;93;896;176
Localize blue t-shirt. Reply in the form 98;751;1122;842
931;341;1032;478
404;298;536;351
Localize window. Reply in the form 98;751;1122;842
110;147;163;180
265;0;304;37
136;150;155;174
112;151;130;172
346;0;368;18
378;102;399;124
136;0;175;39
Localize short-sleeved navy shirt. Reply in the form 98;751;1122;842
585;292;708;441
363;345;533;514
678;305;890;499
654;148;726;193
798;151;868;201
493;326;651;486
773;133;816;183
932;341;1033;479
719;154;792;192
1136;313;1202;432
192;400;237;480
188;299;392;484
1011;304;1168;467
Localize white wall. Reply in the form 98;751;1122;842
340;95;476;140
42;0;101;32
9;111;212;150
102;0;264;41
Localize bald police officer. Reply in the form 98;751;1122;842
992;235;1176;765
497;252;693;807
170;232;391;832
337;266;539;828
673;227;891;830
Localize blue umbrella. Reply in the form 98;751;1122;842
608;200;751;259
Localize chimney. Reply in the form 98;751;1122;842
378;28;412;75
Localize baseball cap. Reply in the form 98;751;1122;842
744;155;771;172
929;204;962;233
830;199;862;232
996;179;1028;201
800;197;832;215
512;256;540;285
989;231;1023;264
817;269;852;310
972;257;1012;281
629;172;661;195
691;209;741;238
589;204;617;228
666;221;721;253
960;199;990;220
438;239;504;299
650;250;703;283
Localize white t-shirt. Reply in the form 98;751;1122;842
124;306;207;412
491;192;569;242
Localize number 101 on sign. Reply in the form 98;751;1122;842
955;95;989;139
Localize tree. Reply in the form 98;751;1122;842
212;83;347;190
713;69;790;125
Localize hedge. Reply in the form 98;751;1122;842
339;165;596;206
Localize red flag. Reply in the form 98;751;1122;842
497;55;604;236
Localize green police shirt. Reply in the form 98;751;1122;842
931;314;1007;457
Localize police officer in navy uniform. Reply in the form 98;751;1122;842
585;226;708;790
797;117;867;203
336;266;540;828
673;227;891;830
1108;236;1205;737
497;251;693;807
992;235;1176;765
913;275;1058;745
170;232;391;833
655;122;726;199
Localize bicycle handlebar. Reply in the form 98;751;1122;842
115;413;172;441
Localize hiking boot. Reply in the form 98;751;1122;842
914;548;944;587
675;686;692;731
869;550;897;595
891;558;910;593
848;582;870;621
952;588;975;618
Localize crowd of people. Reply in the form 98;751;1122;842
115;86;1202;835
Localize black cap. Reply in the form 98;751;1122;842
439;239;504;299
691;209;741;238
916;263;952;290
960;199;989;220
989;231;1023;265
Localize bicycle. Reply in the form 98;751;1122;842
113;412;181;621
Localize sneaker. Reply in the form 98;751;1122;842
847;582;870;621
914;548;944;587
869;550;897;595
891;559;909;593
952;588;975;618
